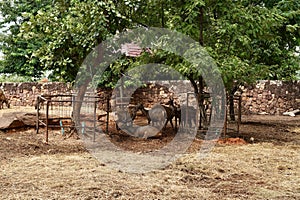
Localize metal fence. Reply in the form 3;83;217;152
36;94;107;143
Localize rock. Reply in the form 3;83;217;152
258;112;268;115
283;109;300;117
0;112;37;129
16;112;37;126
0;116;25;129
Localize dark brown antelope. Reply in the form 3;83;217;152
128;104;141;121
167;98;197;129
161;104;176;130
166;98;181;129
137;103;151;124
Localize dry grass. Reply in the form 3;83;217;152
0;109;300;199
1;142;299;199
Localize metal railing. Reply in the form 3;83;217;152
36;94;107;143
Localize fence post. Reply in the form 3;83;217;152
237;95;242;134
223;105;227;138
106;96;109;134
45;100;49;144
93;97;97;142
36;96;40;134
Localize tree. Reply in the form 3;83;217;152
19;0;132;82
160;0;299;121
209;0;300;120
0;0;52;78
2;0;299;83
1;0;299;126
123;0;300;122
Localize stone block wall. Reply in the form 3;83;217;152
0;82;72;107
113;81;197;108
241;80;300;115
0;81;299;115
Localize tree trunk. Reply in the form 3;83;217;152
198;6;206;129
199;6;204;46
198;76;208;129
188;76;207;130
161;1;165;28
184;6;207;130
229;94;235;121
73;44;103;127
73;80;90;126
228;85;239;121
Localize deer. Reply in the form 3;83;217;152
0;89;10;109
149;104;167;129
166;98;197;129
137;103;176;130
180;105;197;128
119;124;161;139
115;104;140;130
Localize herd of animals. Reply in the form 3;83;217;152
115;98;197;138
0;88;197;139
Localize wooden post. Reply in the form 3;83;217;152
93;98;97;142
45;100;49;144
223;105;227;139
36;96;40;134
106;95;110;134
237;96;242;134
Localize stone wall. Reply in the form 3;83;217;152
241;80;300;115
0;81;299;115
0;82;72;107
113;81;197;108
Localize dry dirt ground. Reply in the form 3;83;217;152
0;106;300;199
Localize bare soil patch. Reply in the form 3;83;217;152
227;115;300;145
0;106;300;199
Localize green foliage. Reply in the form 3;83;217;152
0;0;299;90
1;0;130;83
0;0;52;77
0;73;33;82
163;0;299;90
19;0;130;82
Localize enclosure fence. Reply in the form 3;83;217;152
36;94;108;143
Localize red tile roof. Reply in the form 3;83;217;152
121;43;151;57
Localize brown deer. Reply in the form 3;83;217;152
136;102;176;131
166;98;181;129
120;124;161;139
167;98;197;129
0;89;10;109
180;105;197;128
115;104;140;130
137;103;151;124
